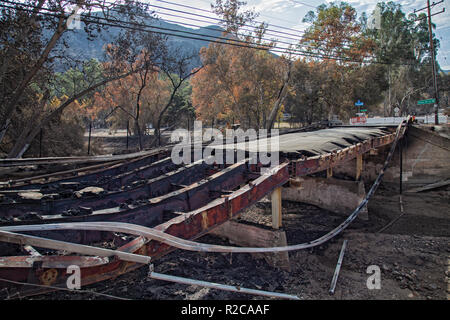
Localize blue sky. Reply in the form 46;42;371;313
150;0;450;70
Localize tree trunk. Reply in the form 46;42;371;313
0;15;67;144
134;119;143;151
7;69;140;158
266;62;291;130
134;68;149;151
155;67;203;146
156;83;181;146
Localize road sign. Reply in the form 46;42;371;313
417;98;436;105
354;100;364;106
350;116;367;125
361;109;367;112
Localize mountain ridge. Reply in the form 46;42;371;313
60;18;225;70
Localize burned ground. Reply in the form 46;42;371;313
27;182;449;301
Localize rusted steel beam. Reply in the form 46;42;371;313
0;159;186;217
0;161;249;247
291;132;397;177
0;147;171;167
0;128;401;297
5;149;170;191
148;163;290;258
0;163;290;296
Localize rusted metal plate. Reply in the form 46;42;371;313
291;132;398;177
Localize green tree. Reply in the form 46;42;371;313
365;2;440;116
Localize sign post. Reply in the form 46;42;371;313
355;100;364;113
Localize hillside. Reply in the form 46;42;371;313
59;17;225;69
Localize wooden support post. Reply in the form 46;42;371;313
327;167;333;179
356;154;363;181
271;187;282;229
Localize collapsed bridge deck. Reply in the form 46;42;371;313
0;124;405;297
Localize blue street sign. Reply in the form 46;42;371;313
355;100;364;106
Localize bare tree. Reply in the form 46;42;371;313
0;0;156;156
265;59;292;130
153;50;203;146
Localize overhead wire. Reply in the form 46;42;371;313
102;0;429;52
0;0;332;44
0;1;422;66
1;1;402;65
156;0;312;34
67;0;366;47
4;0;412;56
0;1;376;63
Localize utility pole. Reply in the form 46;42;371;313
413;0;445;125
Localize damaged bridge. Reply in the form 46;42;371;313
1;120;439;298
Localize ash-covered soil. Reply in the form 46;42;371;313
29;182;449;300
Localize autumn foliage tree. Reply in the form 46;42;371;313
285;2;378;122
0;0;157;157
192;44;286;129
94;65;171;139
192;0;290;130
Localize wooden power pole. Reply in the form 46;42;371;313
414;1;445;125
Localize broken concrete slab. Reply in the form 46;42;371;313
282;176;368;220
210;220;291;271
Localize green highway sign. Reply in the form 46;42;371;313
360;109;367;112
417;98;436;105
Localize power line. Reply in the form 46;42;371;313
152;11;357;51
66;0;421;53
156;0;314;35
289;0;317;9
77;0;310;38
1;1;420;66
0;1;376;63
2;1;420;66
2;0;358;50
65;0;418;55
153;10;308;43
153;9;421;53
2;0;422;59
135;2;312;39
411;0;445;125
